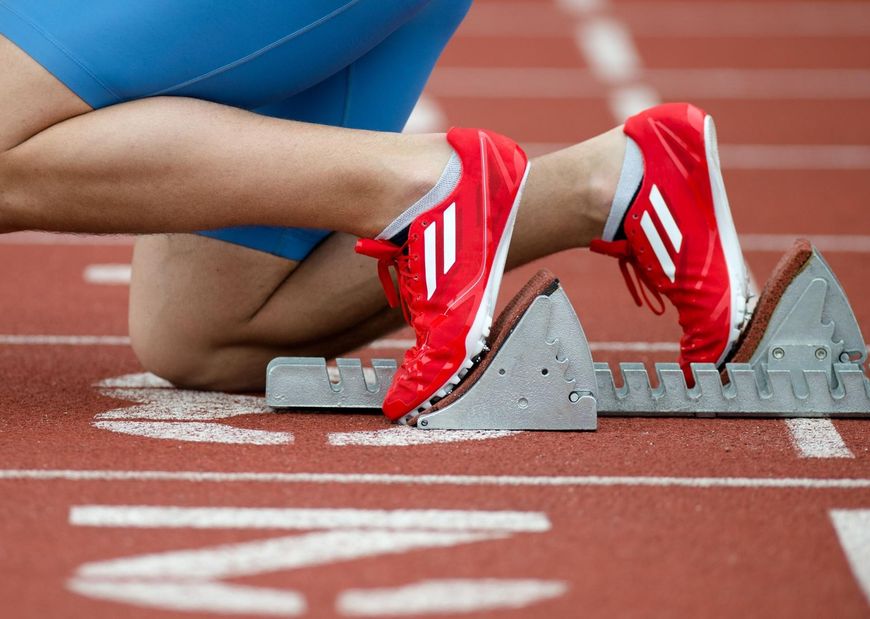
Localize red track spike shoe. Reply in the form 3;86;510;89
356;127;529;422
591;103;751;379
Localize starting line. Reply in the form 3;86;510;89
3;469;870;489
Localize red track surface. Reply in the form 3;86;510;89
2;1;870;617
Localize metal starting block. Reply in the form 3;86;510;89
266;241;870;430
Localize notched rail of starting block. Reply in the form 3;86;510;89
266;357;396;410
265;243;870;425
594;362;870;418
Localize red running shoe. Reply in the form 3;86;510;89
356;127;529;422
591;103;751;376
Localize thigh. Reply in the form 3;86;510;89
131;0;472;358
0;0;434;110
201;0;473;261
0;35;90;151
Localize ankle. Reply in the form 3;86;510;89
584;127;627;237
369;133;454;238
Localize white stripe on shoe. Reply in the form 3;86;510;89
443;203;457;274
424;222;438;300
640;211;676;283
649;185;682;253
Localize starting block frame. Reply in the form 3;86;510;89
265;244;870;430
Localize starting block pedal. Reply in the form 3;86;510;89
265;240;870;429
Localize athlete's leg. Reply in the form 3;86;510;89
127;18;624;391
0;3;621;390
0;0;458;236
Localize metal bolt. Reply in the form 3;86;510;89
840;352;852;363
420;419;428;427
517;397;529;409
815;347;828;360
569;391;581;403
772;347;785;360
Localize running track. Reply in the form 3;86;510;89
1;1;869;617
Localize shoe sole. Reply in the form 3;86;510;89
704;114;751;365
401;162;531;423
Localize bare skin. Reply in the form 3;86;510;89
0;36;625;390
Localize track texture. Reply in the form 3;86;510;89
2;1;870;617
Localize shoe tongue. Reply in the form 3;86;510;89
388;225;410;247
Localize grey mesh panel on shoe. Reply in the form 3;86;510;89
377;151;462;240
602;137;644;242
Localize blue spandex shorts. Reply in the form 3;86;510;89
0;0;471;261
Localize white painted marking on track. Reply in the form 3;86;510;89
68;580;307;616
555;0;605;12
369;337;683;352
83;263;132;285
461;3;870;38
830;509;870;606
611;2;870;38
428;68;870;100
6;468;870;489
521;143;870;170
92;373;292;445
93;421;293;445
328;426;518;447
741;234;870;253
786;419;854;459
70;506;550;532
577;17;640;83
720;144;870;170
89;373;519;449
0;334;131;346
337;579;568;616
403;94;447;134
95;388;272;422
609;84;660;121
95;372;173;388
564;0;661;122
68;505;555;615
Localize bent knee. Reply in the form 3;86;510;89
130;316;256;392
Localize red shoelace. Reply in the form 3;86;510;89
590;239;666;315
355;237;424;335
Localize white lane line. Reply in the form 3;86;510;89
577;17;641;83
0;335;131;346
328;427;518;447
462;2;870;37
720;144;870;170
0;335;864;355
403;94;447;134
337;579;568;616
69;505;549;532
93;421;293;446
68;580;306;617
523;142;870;170
369;338;683;351
615;2;870;38
83;264;132;285
741;234;870;253
368;339;870;353
786;419;854;459
4;469;870;489
563;0;661;121
428;68;870;100
830;510;870;606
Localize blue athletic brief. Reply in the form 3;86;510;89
0;0;471;260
